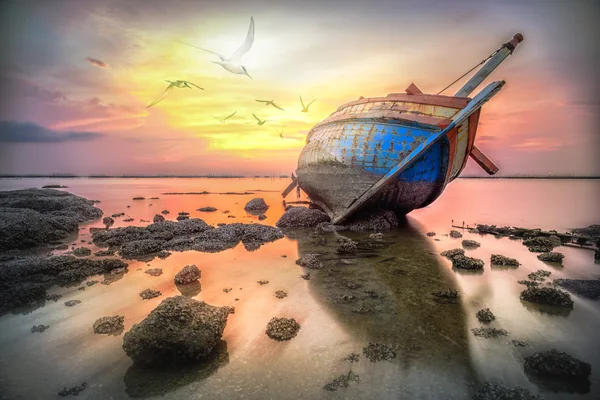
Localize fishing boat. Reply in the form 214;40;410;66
282;33;524;224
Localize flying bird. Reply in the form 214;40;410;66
252;114;267;126
147;80;203;108
300;96;315;112
272;125;285;139
211;111;237;123
256;99;284;111
178;17;254;79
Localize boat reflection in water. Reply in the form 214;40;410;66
291;218;476;399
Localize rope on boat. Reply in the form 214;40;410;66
436;48;502;95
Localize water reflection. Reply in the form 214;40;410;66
176;281;202;297
293;217;475;398
124;340;229;398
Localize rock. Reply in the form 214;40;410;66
426;232;435;237
471;327;508;338
53;244;69;250
145;268;163;277
176;215;189;221
197;207;217;212
554;279;600;299
111;213;125;218
244;198;269;212
537;252;564;263
103;216;114;229
336;238;357;255
31;324;49;333
223;288;232;293
369;233;384;240
64;300;82;307
520;287;573;308
174;264;201;285
512;340;529;347
295;254;323;269
343;353;360;363
462;239;480;248
153;214;165;223
490;254;520;267
0;256;126;315
140;289;162;300
257;214;267;221
42;184;67;188
473;382;542;400
133;197;145;200
45;294;62;302
476;308;495;322
122;296;229;365
344;210;399;232
0;189;103;251
362;342;397;362
524;349;591;392
161;209;170;215
452;255;484;270
528;270;551;281
440;248;465;259
94;249;115;257
275;207;329;228
86;280;99;287
323;371;360;392
523;236;561;252
300;272;311;280
119;239;164;259
449;230;463;238
571;224;600;236
274;290;288;299
93;315;125;335
73;247;91;257
265;317;300;341
157;250;171;259
257;280;269;285
58;382;88;397
432;289;460;304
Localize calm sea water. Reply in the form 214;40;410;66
0;178;598;400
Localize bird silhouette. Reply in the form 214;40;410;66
255;99;284;111
252;114;267;126
300;96;315;112
178;17;254;79
211;111;237;123
272;125;284;139
147;80;204;108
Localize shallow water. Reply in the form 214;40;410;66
0;177;598;399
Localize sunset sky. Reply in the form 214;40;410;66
0;0;598;176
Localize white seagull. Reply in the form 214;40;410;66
178;17;254;79
147;80;203;108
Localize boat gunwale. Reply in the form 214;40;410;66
336;93;471;112
309;112;448;135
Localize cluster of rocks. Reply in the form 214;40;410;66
537;252;564;263
91;218;284;259
554;279;600;299
490;254;520;267
528;270;551;281
432;289;460;304
0;189;102;251
462;239;480;248
336;237;357;255
58;382;88;397
295;254;323;269
476;308;495;322
520;287;574;308
452;255;484;271
276;207;399;232
524;349;591;392
440;248;465;259
275;207;330;228
73;247;91;257
0;255;127;315
123;296;230;365
473;382;541;400
265;317;301;341
274;290;288;299
93;315;125;335
323;371;360;392
153;214;165;223
471;327;508;338
31;324;50;333
362;342;397;362
523;236;562;253
449;230;463;238
140;289;162;300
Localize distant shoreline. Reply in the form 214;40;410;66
0;175;598;180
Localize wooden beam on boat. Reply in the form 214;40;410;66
470;145;499;175
281;173;297;198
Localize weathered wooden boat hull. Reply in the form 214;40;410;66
297;94;481;218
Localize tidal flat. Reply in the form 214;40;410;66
0;177;598;400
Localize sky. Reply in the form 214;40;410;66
0;0;598;176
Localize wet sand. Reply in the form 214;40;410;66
0;177;598;399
